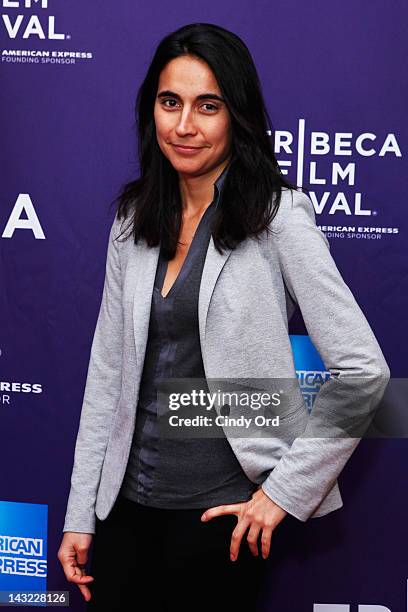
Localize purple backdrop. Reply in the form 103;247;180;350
1;1;406;610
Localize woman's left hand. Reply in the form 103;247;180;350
200;487;288;561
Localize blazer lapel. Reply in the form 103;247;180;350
198;235;232;356
132;240;160;364
132;235;233;365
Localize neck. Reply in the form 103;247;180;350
178;156;231;217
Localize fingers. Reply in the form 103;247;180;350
201;503;242;522
201;495;283;565
246;522;262;557
73;562;93;602
229;515;251;561
68;561;94;585
57;535;94;603
260;525;273;559
78;583;92;602
59;552;94;585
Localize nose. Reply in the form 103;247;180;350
175;107;197;137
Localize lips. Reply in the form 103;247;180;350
171;143;205;155
172;144;203;149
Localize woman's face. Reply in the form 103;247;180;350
154;54;232;177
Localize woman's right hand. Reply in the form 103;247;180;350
57;532;94;602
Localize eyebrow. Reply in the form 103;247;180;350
157;90;225;103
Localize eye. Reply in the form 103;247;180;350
158;98;220;112
160;98;180;109
201;103;219;112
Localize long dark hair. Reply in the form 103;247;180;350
112;22;303;257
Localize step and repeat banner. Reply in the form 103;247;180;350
1;1;406;610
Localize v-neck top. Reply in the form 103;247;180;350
118;165;258;508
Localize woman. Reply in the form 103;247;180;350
58;23;390;611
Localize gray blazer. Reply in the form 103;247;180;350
63;188;390;534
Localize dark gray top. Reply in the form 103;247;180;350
119;163;258;508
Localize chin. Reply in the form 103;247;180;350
168;158;205;174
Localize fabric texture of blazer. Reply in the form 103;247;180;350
63;187;390;534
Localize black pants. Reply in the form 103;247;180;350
86;494;269;611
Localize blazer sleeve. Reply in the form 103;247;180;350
62;216;124;534
261;189;390;521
